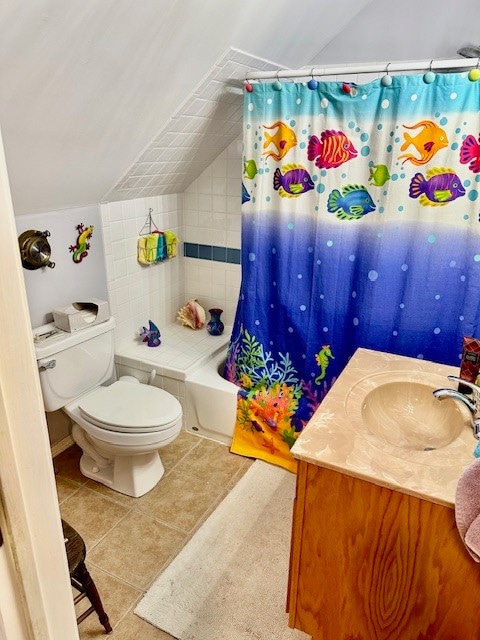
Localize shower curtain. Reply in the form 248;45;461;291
225;71;480;472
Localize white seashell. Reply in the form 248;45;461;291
176;299;206;329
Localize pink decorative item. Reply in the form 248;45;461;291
176;299;206;329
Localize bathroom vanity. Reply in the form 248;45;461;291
287;348;480;639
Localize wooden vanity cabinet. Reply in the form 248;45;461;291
287;461;480;640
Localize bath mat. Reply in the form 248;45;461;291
134;460;310;640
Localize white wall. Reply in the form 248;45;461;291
16;204;108;328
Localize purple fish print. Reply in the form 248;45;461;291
409;167;465;206
273;163;314;198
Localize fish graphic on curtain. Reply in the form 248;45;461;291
226;72;480;473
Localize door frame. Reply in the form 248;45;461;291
0;127;78;639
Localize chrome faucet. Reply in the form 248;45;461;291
433;375;480;439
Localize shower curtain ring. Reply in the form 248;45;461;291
424;60;436;84
468;58;480;81
244;74;254;93
273;71;283;91
308;68;319;90
381;63;393;87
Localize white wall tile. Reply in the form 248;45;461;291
102;139;242;345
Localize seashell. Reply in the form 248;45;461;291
176;299;206;330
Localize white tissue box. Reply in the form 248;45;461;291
52;299;110;332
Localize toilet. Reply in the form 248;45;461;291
34;316;183;497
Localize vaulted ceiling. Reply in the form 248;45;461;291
1;0;479;215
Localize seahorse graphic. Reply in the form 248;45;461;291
315;345;335;384
69;223;94;263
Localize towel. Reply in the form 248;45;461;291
164;230;178;258
145;233;158;263
137;236;149;265
155;232;167;261
455;457;480;561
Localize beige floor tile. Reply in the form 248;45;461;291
55;475;81;504
60;487;130;550
76;565;142;639
159;429;201;472
110;612;174;639
185;460;253;536
54;434;256;639
88;511;187;589
134;468;226;532
83;478;139;508
54;444;89;485
174;437;247;487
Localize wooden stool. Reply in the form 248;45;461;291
62;520;112;634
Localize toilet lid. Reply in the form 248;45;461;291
78;381;182;432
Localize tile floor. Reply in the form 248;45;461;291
55;431;253;639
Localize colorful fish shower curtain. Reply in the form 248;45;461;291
225;71;480;473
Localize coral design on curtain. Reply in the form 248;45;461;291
225;72;480;473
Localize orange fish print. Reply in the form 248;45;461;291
262;121;297;161
398;120;448;166
460;133;480;173
307;130;357;169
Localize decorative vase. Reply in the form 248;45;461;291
207;308;224;336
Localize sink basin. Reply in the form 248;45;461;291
346;370;470;456
291;348;476;508
361;380;466;451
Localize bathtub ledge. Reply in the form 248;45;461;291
115;323;232;381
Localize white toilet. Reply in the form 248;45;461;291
34;317;183;497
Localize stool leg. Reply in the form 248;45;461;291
75;561;112;634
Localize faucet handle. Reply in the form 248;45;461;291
447;375;480;396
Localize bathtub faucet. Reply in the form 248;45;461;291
433;375;480;439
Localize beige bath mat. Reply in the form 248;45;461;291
134;460;310;640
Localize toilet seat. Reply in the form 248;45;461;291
78;380;182;433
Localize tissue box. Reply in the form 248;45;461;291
52;299;110;332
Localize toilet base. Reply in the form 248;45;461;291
79;450;165;498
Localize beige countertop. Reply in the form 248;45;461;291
291;348;478;508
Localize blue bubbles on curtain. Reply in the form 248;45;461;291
228;72;480;472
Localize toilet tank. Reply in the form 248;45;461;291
34;317;116;412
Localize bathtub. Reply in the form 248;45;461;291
114;323;238;446
185;349;238;445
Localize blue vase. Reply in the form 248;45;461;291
207;308;224;336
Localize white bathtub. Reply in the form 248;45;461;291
114;323;238;446
185;349;238;445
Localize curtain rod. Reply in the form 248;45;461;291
245;57;480;82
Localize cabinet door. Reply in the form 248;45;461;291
288;462;480;640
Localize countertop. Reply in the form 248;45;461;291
291;348;477;508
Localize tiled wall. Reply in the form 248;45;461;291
181;137;242;323
101;136;243;342
100;194;184;345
